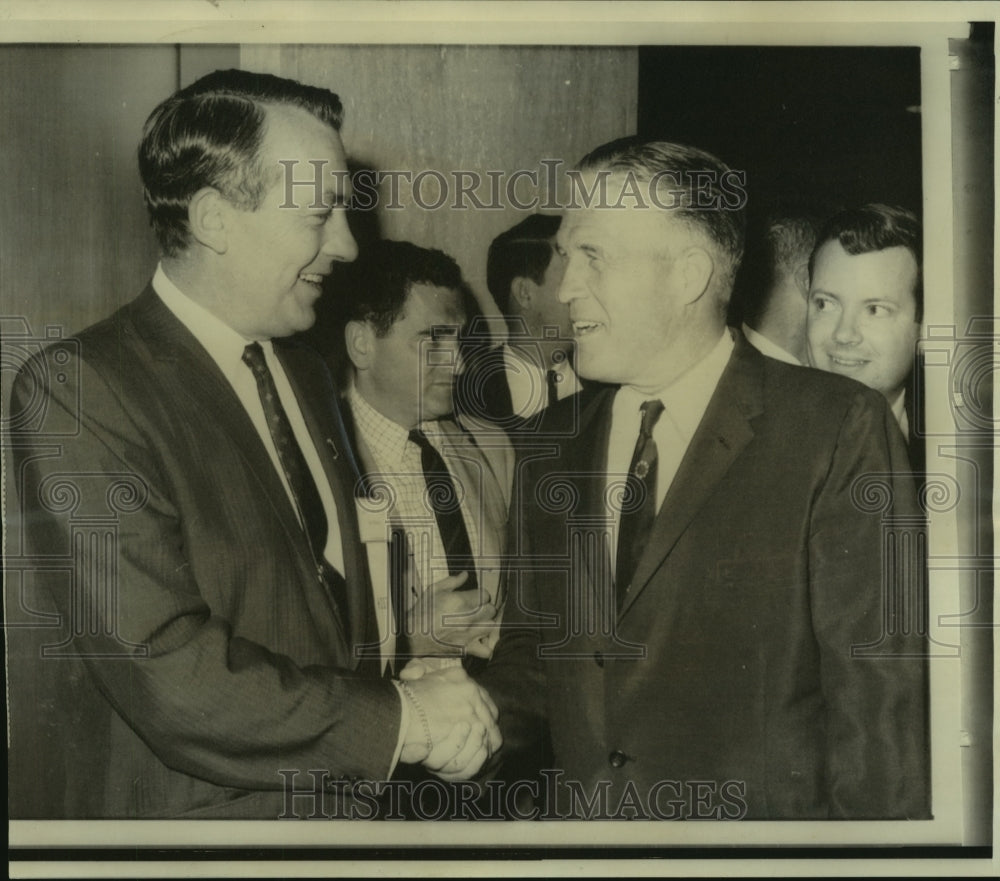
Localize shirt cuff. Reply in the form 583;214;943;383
388;680;409;777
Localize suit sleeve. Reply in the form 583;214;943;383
12;349;402;791
808;388;931;818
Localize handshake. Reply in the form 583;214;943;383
396;570;503;779
397;660;502;780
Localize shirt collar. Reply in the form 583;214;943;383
346;381;413;465
617;330;734;444
741;322;803;366
889;388;908;436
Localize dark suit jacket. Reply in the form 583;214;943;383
8;286;400;818
484;334;930;820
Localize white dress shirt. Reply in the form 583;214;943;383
605;330;735;572
152;264;345;575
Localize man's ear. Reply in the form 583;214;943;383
187;187;229;254
793;263;811;298
345;320;374;370
678;246;715;305
510;276;534;311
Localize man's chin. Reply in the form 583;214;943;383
574;353;619;385
281;309;317;337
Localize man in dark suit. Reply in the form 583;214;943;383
456;214;583;433
8;69;499;819
484;139;929;820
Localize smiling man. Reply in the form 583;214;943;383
483;138;930;820
9;70;500;819
806;205;922;450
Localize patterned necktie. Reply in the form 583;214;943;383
546;368;561;408
242;343;333;582
408;428;477;592
615;399;665;610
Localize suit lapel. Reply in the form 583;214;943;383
437;420;506;560
128;287;308;551
617;338;764;619
571;388;617;590
275;340;373;658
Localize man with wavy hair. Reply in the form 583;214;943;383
9;69;499;819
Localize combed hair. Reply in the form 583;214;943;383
576;137;746;296
139;69;343;256
810;204;923;322
342;239;464;337
486;214;561;314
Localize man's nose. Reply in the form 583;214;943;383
557;258;585;304
831;307;863;345
322;210;358;263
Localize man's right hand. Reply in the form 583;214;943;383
405;571;499;659
398;664;501;779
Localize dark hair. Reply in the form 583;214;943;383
733;210;822;326
576;137;746;296
486;214;561;314
810;204;923;323
139;69;343;256
342;240;464;336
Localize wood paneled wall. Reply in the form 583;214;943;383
242;44;638;320
0;45;177;339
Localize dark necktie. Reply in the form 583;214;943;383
408;428;477;592
242;343;338;591
615;399;665;610
546;368;561;408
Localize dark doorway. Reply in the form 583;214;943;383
638;46;922;217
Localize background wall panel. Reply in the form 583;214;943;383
0;45;176;339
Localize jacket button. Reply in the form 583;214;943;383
608;750;628;768
594;651;604;667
